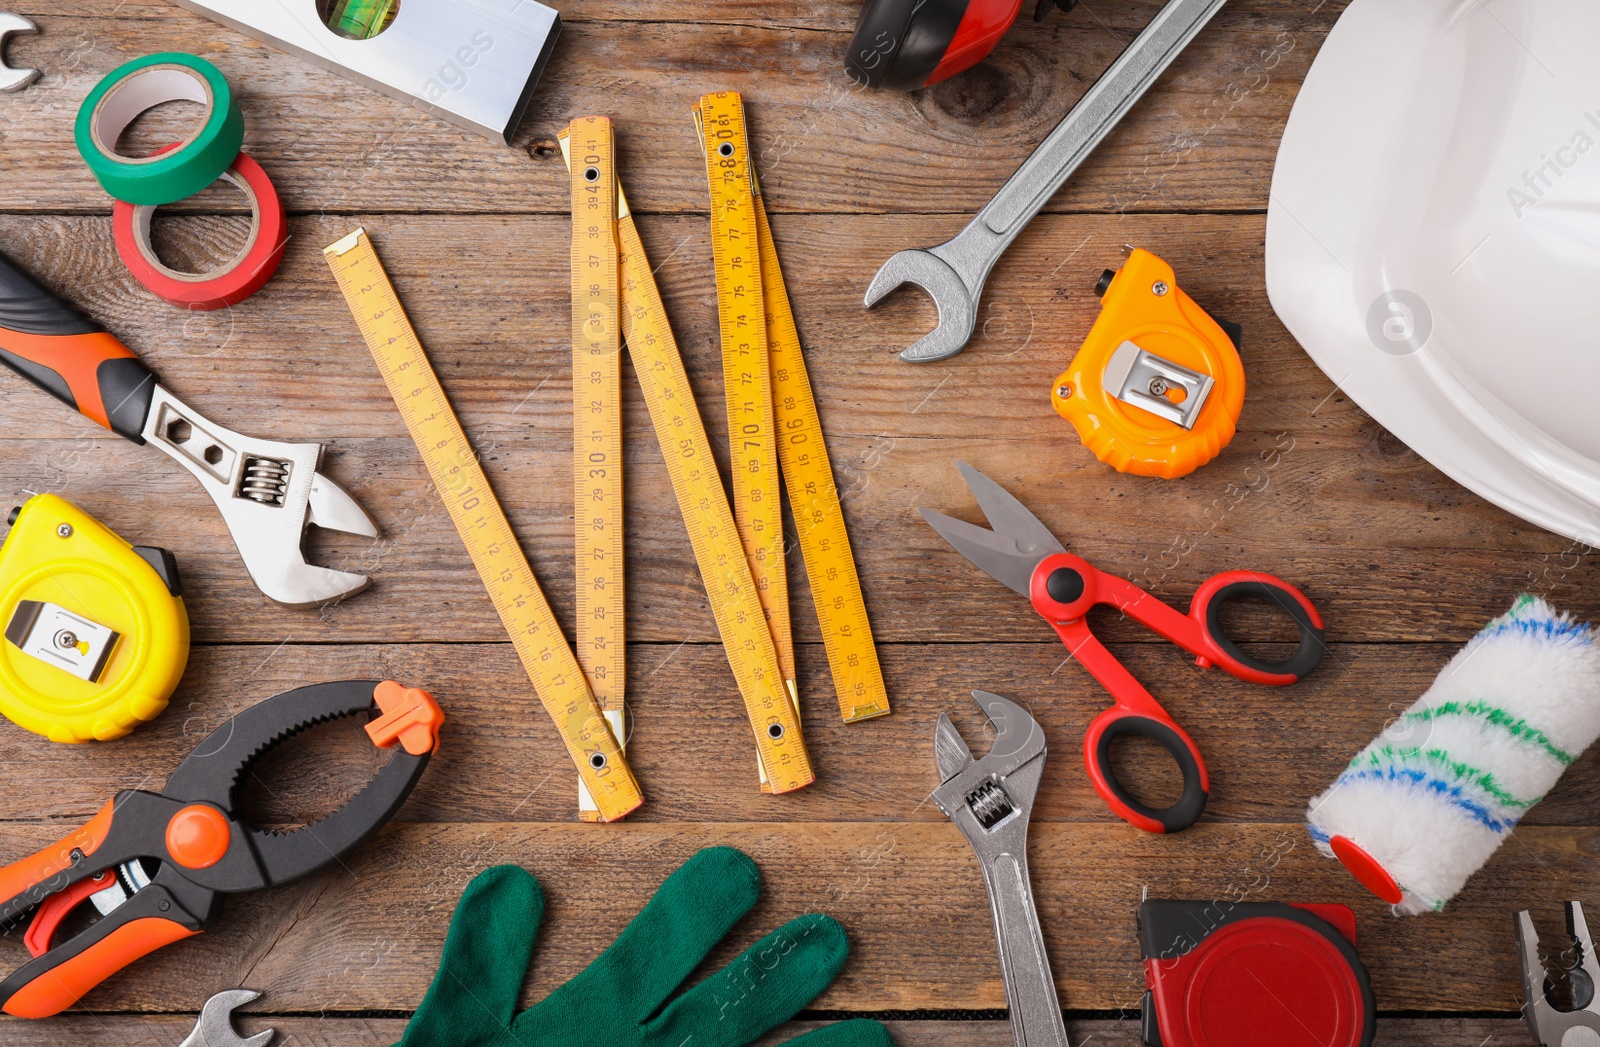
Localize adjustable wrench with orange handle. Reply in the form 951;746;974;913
0;248;379;608
0;251;155;440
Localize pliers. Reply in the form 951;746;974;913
1517;901;1600;1044
0;248;379;607
0;679;444;1018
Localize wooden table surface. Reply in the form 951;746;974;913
1;1;1593;1043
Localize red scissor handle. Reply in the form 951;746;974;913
1031;555;1325;834
1056;617;1210;833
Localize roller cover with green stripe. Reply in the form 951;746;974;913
1307;594;1600;913
0;249;156;442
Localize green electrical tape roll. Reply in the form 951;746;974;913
75;53;245;206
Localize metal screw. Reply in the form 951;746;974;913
1057;384;1073;399
1152;281;1170;297
56;523;72;538
56;631;79;650
1148;377;1170;396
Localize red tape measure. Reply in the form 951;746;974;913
1138;900;1376;1047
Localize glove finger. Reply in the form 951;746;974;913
394;865;544;1047
649;912;850;1047
781;1019;895;1047
553;846;761;1024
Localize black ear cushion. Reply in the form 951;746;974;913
845;0;971;91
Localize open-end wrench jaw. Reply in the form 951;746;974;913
1518;902;1600;1046
865;249;978;364
0;13;39;93
180;988;276;1047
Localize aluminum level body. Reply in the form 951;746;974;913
167;0;561;144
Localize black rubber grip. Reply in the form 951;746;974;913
0;250;102;337
1094;715;1208;833
1204;581;1325;680
98;357;157;443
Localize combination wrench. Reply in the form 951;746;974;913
866;0;1228;363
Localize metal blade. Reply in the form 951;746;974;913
956;461;1064;560
308;473;379;538
919;507;1040;597
934;713;975;783
974;690;1046;764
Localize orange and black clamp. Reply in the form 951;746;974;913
0;679;443;1018
1052;248;1244;480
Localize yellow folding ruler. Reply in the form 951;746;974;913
694;92;890;725
324;227;644;823
559;120;816;796
568;118;628;819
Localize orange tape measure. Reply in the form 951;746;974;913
1051;248;1244;480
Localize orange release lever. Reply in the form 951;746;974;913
366;681;444;756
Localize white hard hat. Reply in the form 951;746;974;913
1268;0;1600;544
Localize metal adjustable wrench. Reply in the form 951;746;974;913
933;690;1068;1046
866;0;1227;363
0;248;376;608
1517;901;1600;1046
181;989;276;1047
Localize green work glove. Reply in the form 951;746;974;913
395;847;892;1047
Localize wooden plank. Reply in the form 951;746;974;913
0;1014;1529;1046
0;641;1597;828
2;213;1595;645
0;821;1574;1013
0;1;1345;215
0;1016;1535;1046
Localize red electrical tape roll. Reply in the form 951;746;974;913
112;146;286;311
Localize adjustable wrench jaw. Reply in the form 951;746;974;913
1518;903;1600;1046
142;385;376;608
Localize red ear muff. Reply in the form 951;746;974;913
846;0;1078;91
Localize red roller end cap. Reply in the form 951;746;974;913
1330;835;1402;904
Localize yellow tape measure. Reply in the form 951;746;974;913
324;227;643;823
695;92;890;724
569;118;628;819
559;121;815;796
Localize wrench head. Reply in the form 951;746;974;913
142;386;376;608
185;988;276;1047
865;249;977;363
0;13;39;93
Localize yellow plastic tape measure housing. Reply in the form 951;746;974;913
1051;248;1244;479
0;495;188;742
